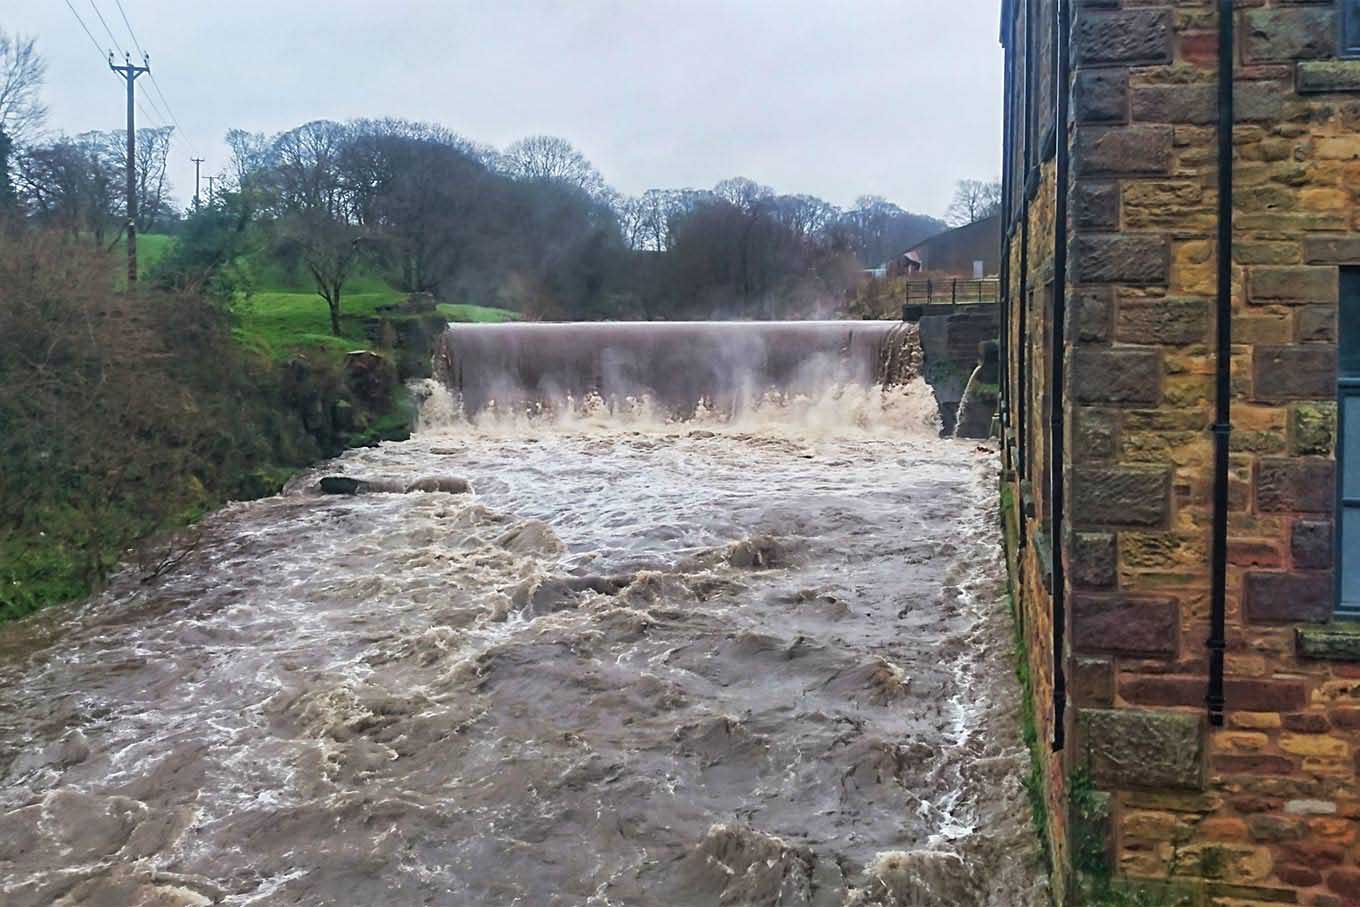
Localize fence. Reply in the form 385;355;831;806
899;277;1000;305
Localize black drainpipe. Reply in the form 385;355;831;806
1050;0;1071;752
1016;0;1034;480
1207;0;1234;728
999;11;1014;474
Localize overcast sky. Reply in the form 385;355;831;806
13;1;1004;218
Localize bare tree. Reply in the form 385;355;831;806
0;29;46;141
265;120;372;334
500;135;605;197
15;134;121;243
945;179;1002;226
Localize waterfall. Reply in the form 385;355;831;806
433;320;928;419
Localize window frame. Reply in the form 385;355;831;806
1345;0;1360;59
1338;267;1360;618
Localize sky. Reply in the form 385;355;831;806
13;1;1004;219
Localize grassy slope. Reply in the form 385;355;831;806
139;234;520;361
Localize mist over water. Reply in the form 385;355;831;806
0;323;1042;906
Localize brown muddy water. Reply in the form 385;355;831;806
0;323;1044;907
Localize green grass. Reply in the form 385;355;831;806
437;303;521;323
234;290;407;361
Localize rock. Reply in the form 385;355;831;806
405;476;471;494
317;475;470;496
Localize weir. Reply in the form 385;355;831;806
436;320;923;416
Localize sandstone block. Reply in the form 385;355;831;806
1074;234;1171;285
1074;9;1173;65
1115;298;1209;345
1075;126;1174;177
1072;466;1172;527
1072;182;1120;232
1297;61;1360;94
1302;236;1360;264
1075;69;1129;123
1072;349;1162;404
1292;519;1335;570
1242;8;1338;63
1244;571;1334;623
1072;407;1118;462
1292;402;1336;456
1248;266;1340;305
1131;84;1215;125
1253;346;1337;402
1298;627;1360;661
1079;707;1203;790
1070;593;1178;657
1256;457;1336;512
1070;531;1117;587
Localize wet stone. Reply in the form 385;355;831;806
1079;708;1204;790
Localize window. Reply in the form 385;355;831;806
1345;1;1360;58
1340;268;1360;615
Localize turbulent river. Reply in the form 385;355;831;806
0;323;1043;907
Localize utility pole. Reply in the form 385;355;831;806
109;52;150;285
206;175;217;205
192;157;204;210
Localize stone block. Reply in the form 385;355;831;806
1298;628;1360;661
1248;266;1340;305
1071;466;1171;527
1131;84;1216;126
1115;299;1209;346
1074;235;1170;285
1256;457;1336;513
1252;346;1337;402
1244;571;1335;623
1292;519;1334;570
1302;236;1360;264
1078;707;1203;790
1292;402;1336;456
1071;657;1115;707
1235;81;1289;122
1070;531;1117;587
1242;8;1338;63
1073;407;1118;462
1072;182;1120;232
1071;594;1178;657
1072;349;1162;404
1074;69;1128;123
1296;306;1336;343
1075;126;1174;177
1297;61;1360;95
1122;675;1309;711
1074;9;1173;65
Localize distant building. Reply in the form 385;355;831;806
889;214;1001;279
1000;0;1360;901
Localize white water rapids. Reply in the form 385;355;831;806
0;335;1043;906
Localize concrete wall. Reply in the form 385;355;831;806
1002;0;1360;902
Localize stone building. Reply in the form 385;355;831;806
999;0;1360;901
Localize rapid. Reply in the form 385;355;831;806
0;321;1044;906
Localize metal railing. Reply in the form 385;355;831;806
900;277;1001;305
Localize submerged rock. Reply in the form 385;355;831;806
318;475;470;496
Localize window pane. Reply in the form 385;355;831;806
1347;1;1360;57
1349;396;1360;498
1345;508;1360;606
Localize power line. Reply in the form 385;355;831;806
87;0;128;58
111;0;193;150
62;0;108;61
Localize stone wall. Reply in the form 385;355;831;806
1001;0;1360;902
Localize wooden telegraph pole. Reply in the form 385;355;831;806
192;156;204;210
109;52;150;285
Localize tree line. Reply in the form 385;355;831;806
1;29;951;328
